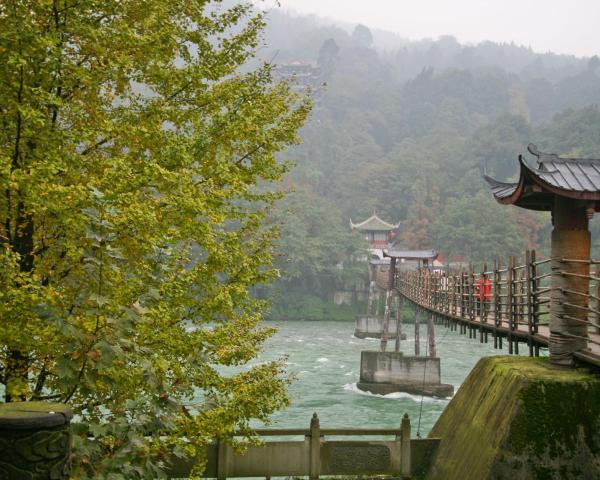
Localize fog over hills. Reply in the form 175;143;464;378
258;8;600;320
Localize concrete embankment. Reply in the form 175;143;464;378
427;356;600;480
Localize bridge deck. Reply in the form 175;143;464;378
400;293;600;368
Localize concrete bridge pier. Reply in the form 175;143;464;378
357;250;453;398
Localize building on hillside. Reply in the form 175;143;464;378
350;212;400;258
273;61;323;93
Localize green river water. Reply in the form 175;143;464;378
251;320;537;436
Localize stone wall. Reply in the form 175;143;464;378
428;356;600;480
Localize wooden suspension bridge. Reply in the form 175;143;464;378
363;144;600;371
372;250;600;369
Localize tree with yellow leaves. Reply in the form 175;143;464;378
0;1;310;477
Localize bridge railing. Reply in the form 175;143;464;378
393;249;600;357
166;413;439;479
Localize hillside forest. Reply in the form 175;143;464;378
262;11;600;320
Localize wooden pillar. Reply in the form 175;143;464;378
395;295;403;352
531;250;540;356
367;264;376;317
525;250;533;356
507;256;514;354
415;307;421;356
380;258;397;352
595;265;600;335
549;197;590;366
428;312;436;358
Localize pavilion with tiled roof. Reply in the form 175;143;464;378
350;212;400;248
485;143;600;212
485;143;600;366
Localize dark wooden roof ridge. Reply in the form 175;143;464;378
528;143;600;165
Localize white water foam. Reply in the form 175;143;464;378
342;383;450;404
316;357;329;363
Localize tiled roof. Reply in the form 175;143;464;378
384;249;438;260
350;213;400;231
369;258;391;266
485;144;600;210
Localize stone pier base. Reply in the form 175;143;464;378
0;401;73;479
357;351;454;398
354;316;407;340
427;356;600;480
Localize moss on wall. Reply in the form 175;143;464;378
427;356;600;480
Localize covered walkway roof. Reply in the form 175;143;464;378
384;249;438;260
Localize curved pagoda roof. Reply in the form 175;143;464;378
350;213;400;231
484;144;600;211
384;249;438;260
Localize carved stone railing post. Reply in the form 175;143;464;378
0;401;73;479
309;413;321;480
400;413;411;478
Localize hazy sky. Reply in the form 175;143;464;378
261;0;600;57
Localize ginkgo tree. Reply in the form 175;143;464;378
0;0;310;477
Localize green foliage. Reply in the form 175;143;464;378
0;1;309;477
267;187;367;315
259;11;600;276
270;291;364;322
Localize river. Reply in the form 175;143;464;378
250;320;536;436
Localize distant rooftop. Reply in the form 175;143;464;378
384;249;438;260
369;258;391;266
350;213;400;232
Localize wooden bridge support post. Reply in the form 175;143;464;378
469;266;475;332
515;261;522;355
380;258;397;352
451;273;456;317
415;307;421;356
526;250;534;356
367;264;376;317
479;264;486;343
428;312;436;358
550;197;590;366
395;295;403;352
507;256;514;354
595;265;600;335
461;269;466;327
531;250;540;356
